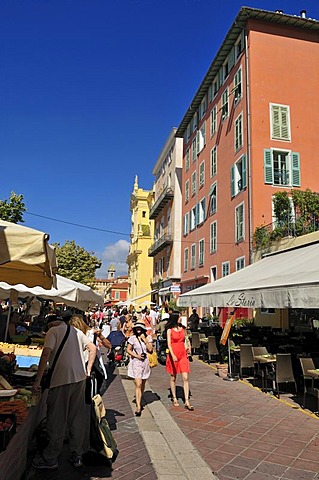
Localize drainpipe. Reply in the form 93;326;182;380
244;29;253;265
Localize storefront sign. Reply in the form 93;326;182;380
226;293;256;308
170;286;181;293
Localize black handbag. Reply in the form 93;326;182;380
41;325;70;392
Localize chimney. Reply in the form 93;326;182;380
275;10;284;14
300;10;307;18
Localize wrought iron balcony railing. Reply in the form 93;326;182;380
149;186;174;219
148;233;173;257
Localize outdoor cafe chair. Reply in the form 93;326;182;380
199;333;206;339
267;353;297;399
206;336;219;363
190;332;201;355
252;346;269;381
240;344;255;383
299;357;317;408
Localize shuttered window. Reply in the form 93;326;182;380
271;104;290;141
185;180;189;202
199;239;205;266
183;213;189;236
199;160;205;188
191;244;196;270
231;154;246;197
221;89;228;120
264;149;300;187
191;172;196;195
210;145;217;177
211;105;217;137
235;113;243;151
234;68;242;103
184;248;189;272
222;261;230;277
235;203;244;242
210;221;217;253
185;148;190;171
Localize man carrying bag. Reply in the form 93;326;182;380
32;315;96;470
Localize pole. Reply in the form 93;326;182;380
223;337;239;382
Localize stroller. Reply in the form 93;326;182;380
107;330;129;367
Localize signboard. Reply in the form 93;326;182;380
170;286;181;293
220;315;235;346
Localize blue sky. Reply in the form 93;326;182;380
1;0;318;277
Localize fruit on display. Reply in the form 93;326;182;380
18;388;32;396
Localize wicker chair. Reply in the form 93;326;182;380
206;336;219;363
240;344;255;382
273;353;297;399
191;332;201;355
299;357;316;408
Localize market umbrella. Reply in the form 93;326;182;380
0;220;57;289
0;274;103;312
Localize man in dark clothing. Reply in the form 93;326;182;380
188;309;200;331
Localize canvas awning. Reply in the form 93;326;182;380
178;242;319;309
0;274;103;311
0;220;57;288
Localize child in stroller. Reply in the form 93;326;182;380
107;330;129;367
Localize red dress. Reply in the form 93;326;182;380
166;328;190;374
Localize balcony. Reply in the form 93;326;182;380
148;233;173;257
149;186;174;219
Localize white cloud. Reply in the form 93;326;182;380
97;239;130;278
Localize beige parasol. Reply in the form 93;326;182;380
0;220;57;289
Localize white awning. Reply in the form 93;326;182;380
178;242;319;309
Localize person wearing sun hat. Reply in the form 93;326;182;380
126;320;154;416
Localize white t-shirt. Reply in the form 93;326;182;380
44;323;90;388
149;309;159;326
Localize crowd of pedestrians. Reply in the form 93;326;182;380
29;302;195;471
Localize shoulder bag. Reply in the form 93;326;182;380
41;325;71;392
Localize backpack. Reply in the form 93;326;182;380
90;394;118;462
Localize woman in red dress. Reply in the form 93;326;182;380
166;312;194;410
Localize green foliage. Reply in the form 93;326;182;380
53;240;102;286
168;298;183;313
141;224;151;236
0;192;26;223
253;225;270;249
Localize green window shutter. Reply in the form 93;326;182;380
195;204;199;226
264;149;273;184
231;165;235;197
291;152;301;187
242;154;247;189
228;47;235;71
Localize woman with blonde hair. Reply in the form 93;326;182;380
69;314;111;398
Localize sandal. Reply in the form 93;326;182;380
185;402;194;411
172;397;179;407
135;410;141;417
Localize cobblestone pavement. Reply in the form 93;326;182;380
23;358;319;480
147;359;319;480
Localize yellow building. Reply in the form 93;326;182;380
127;176;154;305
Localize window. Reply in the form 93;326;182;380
199;239;205;266
199;161;205;188
210;145;217;177
186;125;191;142
192;112;198;132
185;180;189;202
235;31;244;59
223;60;229;81
264;149;300;187
210;221;217;253
183;213;189;236
235;203;244;243
261;308;275;314
191;244;196;270
185;148;190;171
234;68;242;103
167;210;171;234
167;252;170;274
234;113;243;151
190;206;196;231
200;96;207;119
236;256;245;271
209;183;217;215
191;171;197;196
270;104;290;141
221;89;229;120
196;121;206;154
142;211;146;218
115;291;120;300
192;137;197;162
231;154;247;197
210;105;217;137
198;198;206;224
222;261;230;277
184;248;189;272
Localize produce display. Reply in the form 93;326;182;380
0;343;43;451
